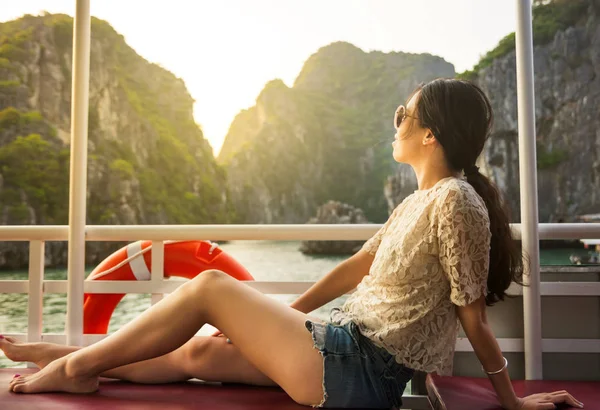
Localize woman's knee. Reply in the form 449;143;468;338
183;269;229;295
181;337;238;375
182;337;213;363
181;337;276;386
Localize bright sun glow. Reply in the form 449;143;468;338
0;0;517;155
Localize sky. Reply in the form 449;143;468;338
0;0;518;155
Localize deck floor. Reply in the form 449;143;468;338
427;374;600;410
0;368;308;410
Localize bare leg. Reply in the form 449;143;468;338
1;335;187;383
9;271;323;406
1;335;274;386
1;336;72;369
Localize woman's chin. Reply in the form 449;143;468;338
392;143;410;163
392;149;404;163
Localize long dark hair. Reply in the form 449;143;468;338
414;78;525;306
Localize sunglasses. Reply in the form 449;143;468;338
394;105;418;129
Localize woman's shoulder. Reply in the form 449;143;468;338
434;177;488;216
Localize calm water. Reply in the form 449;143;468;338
0;241;589;368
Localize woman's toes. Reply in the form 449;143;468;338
9;375;24;387
12;382;29;393
10;375;31;391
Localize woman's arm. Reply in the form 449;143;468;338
290;207;399;314
456;297;519;409
290;249;374;314
457;297;584;410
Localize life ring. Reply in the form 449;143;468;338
83;240;253;334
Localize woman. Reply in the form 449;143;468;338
0;79;583;409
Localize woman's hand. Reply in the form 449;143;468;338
512;391;583;409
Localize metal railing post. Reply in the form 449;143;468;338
27;240;45;367
66;0;91;347
151;241;166;305
515;0;543;379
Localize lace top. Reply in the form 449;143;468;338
333;176;491;376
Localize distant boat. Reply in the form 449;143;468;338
570;239;600;265
577;213;600;223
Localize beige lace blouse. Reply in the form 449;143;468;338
334;176;491;376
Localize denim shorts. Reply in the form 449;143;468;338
305;316;414;409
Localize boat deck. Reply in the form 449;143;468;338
5;368;600;410
0;368;307;410
426;374;600;410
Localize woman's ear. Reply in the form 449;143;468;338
422;130;437;145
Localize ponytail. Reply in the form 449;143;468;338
465;171;525;305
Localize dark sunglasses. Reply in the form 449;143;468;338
394;105;418;129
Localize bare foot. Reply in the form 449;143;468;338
9;355;99;394
0;336;67;369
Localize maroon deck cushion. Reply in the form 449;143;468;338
427;374;600;410
0;368;308;410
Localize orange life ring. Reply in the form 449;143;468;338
83;240;253;334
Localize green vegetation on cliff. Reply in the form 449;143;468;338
458;0;589;80
0;107;47;129
0;13;233;230
536;143;569;169
219;42;454;223
0;133;69;224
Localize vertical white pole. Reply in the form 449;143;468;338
515;0;543;379
66;0;91;347
27;240;45;368
151;241;165;305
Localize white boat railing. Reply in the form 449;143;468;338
2;222;600;241
1;223;600;354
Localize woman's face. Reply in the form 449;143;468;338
391;92;428;164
